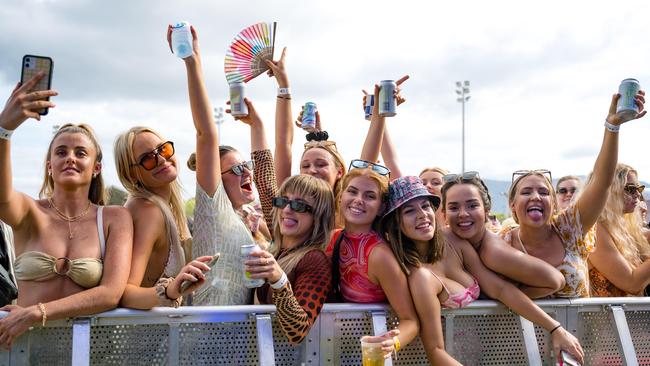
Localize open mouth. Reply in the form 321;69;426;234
526;205;544;220
348;206;365;215
241;181;253;192
416;222;431;230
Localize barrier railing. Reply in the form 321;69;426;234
1;298;649;365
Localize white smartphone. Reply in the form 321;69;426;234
179;253;220;293
558;350;581;366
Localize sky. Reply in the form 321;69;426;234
2;0;650;202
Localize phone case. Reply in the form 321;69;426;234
20;55;53;115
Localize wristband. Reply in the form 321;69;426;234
277;87;290;96
0;126;14;140
550;324;562;334
393;336;401;352
604;120;620;133
270;271;289;290
37;302;47;326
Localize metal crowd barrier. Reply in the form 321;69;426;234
1;298;649;365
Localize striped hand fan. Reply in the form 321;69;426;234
224;22;277;84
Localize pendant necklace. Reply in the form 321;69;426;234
48;197;92;240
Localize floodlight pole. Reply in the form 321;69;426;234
456;81;471;173
213;107;225;136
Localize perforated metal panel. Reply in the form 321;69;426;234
626;310;650;365
387;311;434;366
533;323;553;365
579;311;622;365
89;324;168;365
27;327;72;366
179;321;259;365
271;314;305;365
331;311;374;365
453;313;529;365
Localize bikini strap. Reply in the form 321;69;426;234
97;206;106;259
446;241;465;266
427;268;451;296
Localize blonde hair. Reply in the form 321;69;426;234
508;172;557;224
39;123;105;205
302;144;346;199
419;166;448;177
596;163;650;266
114;127;190;244
338;168;389;229
271;175;335;274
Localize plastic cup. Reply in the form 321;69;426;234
360;336;385;366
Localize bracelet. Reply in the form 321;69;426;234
393;336;401;352
37;302;47;327
155;277;183;308
0;126;14;140
550;324;562;334
277;95;291;100
604;120;620;133
270;272;289;290
277;87;290;96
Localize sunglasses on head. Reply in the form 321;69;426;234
624;184;645;195
443;171;480;184
272;197;313;213
304;140;337;150
558;187;578;195
221;160;254;176
132;141;175;171
348;159;391;177
512;169;552;184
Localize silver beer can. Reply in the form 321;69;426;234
241;243;265;288
229;82;249;117
364;94;375;121
616;78;640;122
302;102;317;131
379;80;397;117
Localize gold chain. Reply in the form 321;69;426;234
48;197;92;240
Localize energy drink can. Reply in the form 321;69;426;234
364;94;375;121
302;102;317;131
616;78;641;122
229;82;249;117
379;80;397;117
241;243;265;288
171;21;193;59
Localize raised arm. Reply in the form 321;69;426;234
380;126;404;179
266;48;293;187
0;74;57;227
168;25;221;196
457;239;584;364
576;91;646;230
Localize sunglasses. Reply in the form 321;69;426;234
512;169;552;184
558;187;578;195
348;159;391;177
272;197;313;213
443;171;480;183
304;140;337;150
221;160;254;176
624;184;645;195
132;141;175;171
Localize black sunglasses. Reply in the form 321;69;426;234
512;169;552;184
348;159;391;177
558;187;578;195
624;184;645;195
132;141;175;171
272;197;313;213
221;160;254;176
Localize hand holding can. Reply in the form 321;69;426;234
229;82;249;117
241;244;266;288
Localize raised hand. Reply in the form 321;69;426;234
226;98;263;126
166;24;201;61
265;47;289;88
0;73;57;129
295;106;322;131
607;90;646;126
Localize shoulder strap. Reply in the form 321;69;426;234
427;268;451;296
330;229;347;301
97;206;106;259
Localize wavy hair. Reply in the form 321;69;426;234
441;174;492;222
40;123;105;205
114;126;190;245
596;163;650;266
271;174;335;274
508;171;557;224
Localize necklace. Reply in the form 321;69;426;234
48;197;92;240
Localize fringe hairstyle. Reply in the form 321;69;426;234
379;198;445;276
114;127;191;246
596;163;650;267
40;123;105;205
271;175;335;275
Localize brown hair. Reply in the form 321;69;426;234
39;123;105;205
555;175;582;191
186;145;238;171
271;175;335;274
441;175;492;222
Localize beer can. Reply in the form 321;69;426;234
229;82;249;117
378;80;397;117
616;78;641;122
364;94;375;121
241;243;265;288
302;102;317;131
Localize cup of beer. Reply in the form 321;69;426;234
360;336;385;366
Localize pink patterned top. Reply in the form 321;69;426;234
326;229;387;303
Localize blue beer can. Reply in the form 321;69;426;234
379;80;397;117
616;78;640;122
364;94;375;121
302;102;317;131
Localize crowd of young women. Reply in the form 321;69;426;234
0;24;648;365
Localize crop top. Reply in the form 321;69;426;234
14;206;105;289
429;243;480;308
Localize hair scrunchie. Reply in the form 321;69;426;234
305;130;329;142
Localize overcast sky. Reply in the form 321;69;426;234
2;0;650;200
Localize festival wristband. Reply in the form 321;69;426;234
277;87;291;96
0;126;14;140
271;272;289;290
604;120;620;133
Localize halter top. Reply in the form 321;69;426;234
14;206;105;288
